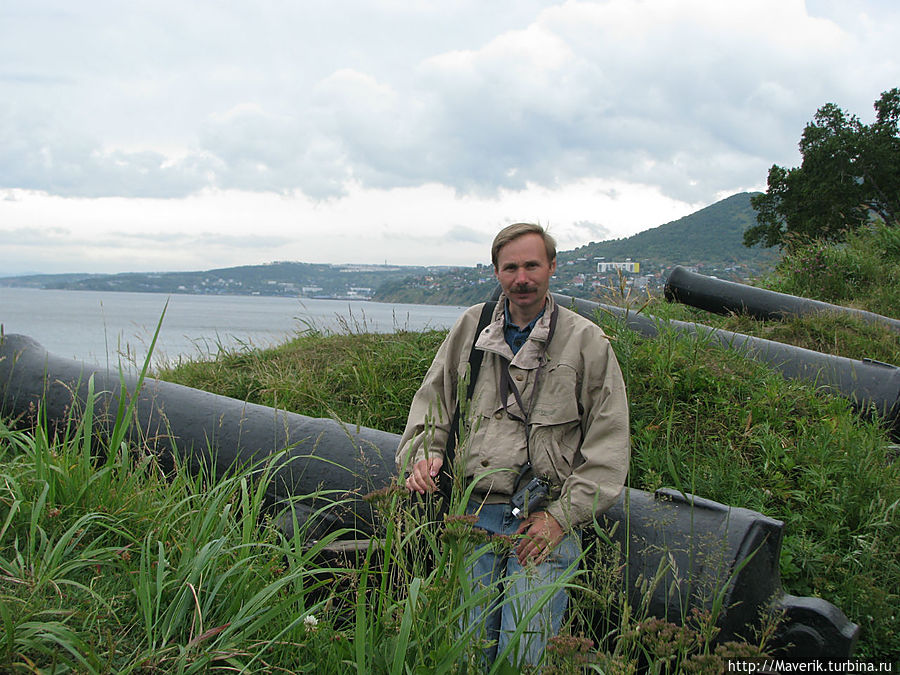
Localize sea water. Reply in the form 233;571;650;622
0;287;465;369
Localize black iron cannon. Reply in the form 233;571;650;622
664;265;900;333
0;332;859;658
550;292;900;440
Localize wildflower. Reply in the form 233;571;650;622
362;483;408;515
441;514;478;542
682;653;723;674
715;640;766;659
303;614;319;632
635;616;696;660
546;634;595;665
593;652;637;675
362;483;407;504
441;513;487;545
489;533;516;557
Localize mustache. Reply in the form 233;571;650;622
511;284;537;293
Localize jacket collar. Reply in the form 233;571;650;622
477;293;556;368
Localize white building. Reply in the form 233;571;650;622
597;261;640;274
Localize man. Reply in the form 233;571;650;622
396;223;629;666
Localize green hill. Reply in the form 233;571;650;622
1;192;779;305
374;192;780;305
561;192;777;268
0;261;434;300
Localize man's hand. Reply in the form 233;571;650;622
405;456;443;494
515;511;564;565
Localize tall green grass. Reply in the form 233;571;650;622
645;221;900;366
156;329;446;435
600;316;898;659
154;281;898;661
3;223;898;668
156;318;898;661
767;221;900;318
2;388;774;672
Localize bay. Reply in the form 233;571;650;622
0;287;465;370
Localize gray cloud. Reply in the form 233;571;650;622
1;0;897;205
569;221;611;243
378;226;489;254
444;225;490;244
4;225;72;245
0;107;214;198
98;230;295;249
192;232;295;249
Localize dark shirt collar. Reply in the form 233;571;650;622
503;302;545;355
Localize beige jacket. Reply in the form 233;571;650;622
396;294;630;530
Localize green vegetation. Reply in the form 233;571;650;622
157;328;448;435
374;193;780;306
606;319;898;659
765;221;900;319
652;219;900;364
746;88;900;249
372;275;492;307
2;226;899;670
0;401;777;673
567;192;777;269
0;261;435;299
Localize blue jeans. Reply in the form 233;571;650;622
464;500;581;667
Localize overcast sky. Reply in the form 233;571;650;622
2;0;898;275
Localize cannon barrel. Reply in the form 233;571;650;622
550;292;900;439
0;333;393;537
664;265;900;333
0;332;859;658
604;489;859;657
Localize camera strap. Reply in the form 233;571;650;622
441;298;558;503
499;303;558;477
440;300;496;502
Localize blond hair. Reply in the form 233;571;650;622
491;223;557;268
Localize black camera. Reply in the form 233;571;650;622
510;475;550;518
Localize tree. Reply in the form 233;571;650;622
745;88;900;249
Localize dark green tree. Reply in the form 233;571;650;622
745;88;900;249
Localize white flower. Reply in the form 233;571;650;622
303;614;319;632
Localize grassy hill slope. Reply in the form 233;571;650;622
562;191;777;267
375;192;780;305
156;220;900;661
2;214;898;669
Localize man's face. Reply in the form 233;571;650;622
494;232;557;324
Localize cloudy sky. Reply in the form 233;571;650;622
2;0;898;275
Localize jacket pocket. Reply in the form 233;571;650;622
529;363;581;484
461;401;528;495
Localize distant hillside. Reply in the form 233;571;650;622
373;192;780;305
0;261;436;300
561;192;777;267
1;192;778;306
